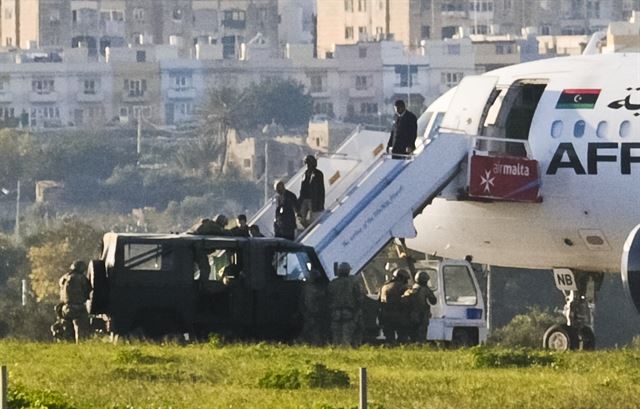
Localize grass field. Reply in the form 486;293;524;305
1;340;640;409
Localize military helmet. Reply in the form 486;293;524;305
393;268;410;282
69;260;87;273
415;271;430;285
213;214;228;226
336;262;351;277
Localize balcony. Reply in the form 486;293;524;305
29;91;59;103
77;92;104;102
348;88;375;98
0;92;13;102
167;87;196;100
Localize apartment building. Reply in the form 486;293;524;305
317;0;635;57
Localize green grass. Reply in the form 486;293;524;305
1;341;640;409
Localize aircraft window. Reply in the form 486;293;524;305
443;265;477;306
551;120;563;138
596;121;608;138
619;121;631;138
573;120;585;138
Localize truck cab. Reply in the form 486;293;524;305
360;258;487;346
89;232;326;339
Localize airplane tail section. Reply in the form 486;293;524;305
300;133;469;278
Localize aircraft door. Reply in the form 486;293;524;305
440;76;498;135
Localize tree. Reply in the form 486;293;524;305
27;219;102;301
0;129;38;188
252;79;313;129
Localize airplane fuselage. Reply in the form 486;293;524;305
409;53;640;273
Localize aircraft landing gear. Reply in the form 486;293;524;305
543;270;603;351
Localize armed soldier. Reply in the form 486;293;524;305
379;268;410;343
58;260;92;343
402;271;437;343
299;268;328;345
327;262;364;346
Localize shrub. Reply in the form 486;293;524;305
258;362;350;390
472;347;557;368
8;385;77;409
488;306;563;348
113;348;159;365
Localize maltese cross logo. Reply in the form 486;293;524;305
480;169;495;193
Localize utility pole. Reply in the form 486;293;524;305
136;110;142;166
486;265;492;333
14;181;20;241
264;139;269;206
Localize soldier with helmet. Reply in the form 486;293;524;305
327;262;364;346
299;268;328;345
402;271;438;343
58;260;92;343
379;268;411;342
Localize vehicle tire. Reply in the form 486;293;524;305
543;324;578;351
87;259;109;314
451;327;476;348
578;327;596;350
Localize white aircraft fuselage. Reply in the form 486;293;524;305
409;53;640;273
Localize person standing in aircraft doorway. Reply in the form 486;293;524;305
387;100;418;159
298;155;325;228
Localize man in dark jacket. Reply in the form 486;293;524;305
274;180;298;240
298;155;325;227
229;214;250;237
387;100;418;159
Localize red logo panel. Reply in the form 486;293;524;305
469;155;540;202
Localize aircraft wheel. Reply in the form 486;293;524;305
543;324;578;351
578;327;596;350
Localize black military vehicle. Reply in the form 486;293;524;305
88;232;327;340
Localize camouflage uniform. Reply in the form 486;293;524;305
402;273;437;343
328;263;364;346
379;269;410;343
58;260;92;343
299;270;328;345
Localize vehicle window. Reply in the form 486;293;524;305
443;265;477;305
272;250;315;281
123;243;173;271
206;249;241;281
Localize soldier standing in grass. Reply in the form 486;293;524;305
58;260;92;343
327;262;364;346
299;268;328;345
379;268;411;343
402;271;437;343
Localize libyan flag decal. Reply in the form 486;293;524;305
556;89;601;109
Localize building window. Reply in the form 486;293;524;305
358;26;367;40
5;37;11;46
310;76;325;93
172;73;191;90
133;8;144;21
358;0;366;11
446;44;460;55
540;25;550;35
223;10;246;29
345;0;354;12
345;26;354;39
440;72;463;87
421;25;431;39
32;79;55;94
314;102;334;116
124;79;147;97
355;75;369;90
243;159;251;168
83;79;98;94
112;10;124;21
133;33;143;45
504;0;512;10
395;66;418;87
173;7;183;20
441;26;457;39
496;43;514;54
136;50;146;62
359;47;367;58
360;103;378;114
4;8;12;19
